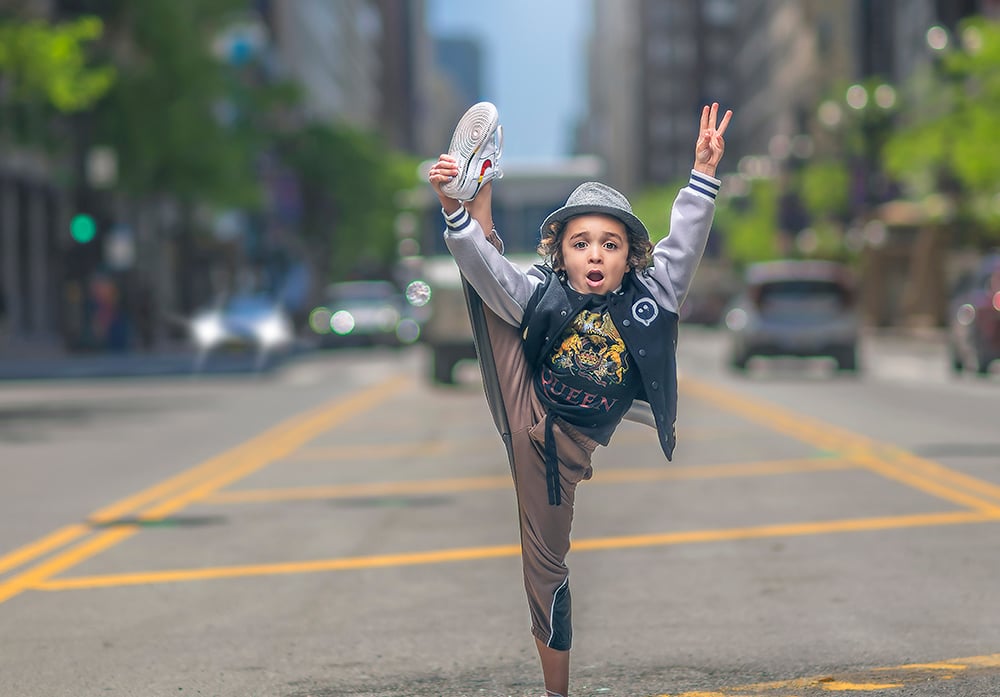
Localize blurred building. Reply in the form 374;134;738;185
433;37;483;112
582;0;998;193
424;34;488;155
0;0;67;353
375;0;435;154
724;0;999;328
729;0;1000;175
0;0;453;356
580;0;737;194
578;0;999;330
264;0;441;156
266;0;382;126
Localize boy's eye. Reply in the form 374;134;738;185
573;241;587;249
604;242;618;250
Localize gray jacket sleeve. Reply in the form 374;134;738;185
441;206;544;326
636;170;721;313
624;171;720;430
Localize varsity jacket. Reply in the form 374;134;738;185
443;170;721;460
519;265;680;460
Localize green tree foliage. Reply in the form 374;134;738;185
883;17;1000;242
4;2;422;283
633;177;781;266
0;16;114;111
278;123;419;278
90;0;279;206
713;179;781;265
630;179;687;243
798;160;850;220
791;160;855;262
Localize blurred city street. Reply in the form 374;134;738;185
1;331;998;697
3;1;1000;696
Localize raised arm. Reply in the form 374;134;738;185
640;103;733;313
428;154;540;325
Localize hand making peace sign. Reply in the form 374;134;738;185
693;102;733;178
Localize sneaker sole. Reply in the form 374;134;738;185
441;102;499;201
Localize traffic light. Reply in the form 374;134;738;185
70;213;97;244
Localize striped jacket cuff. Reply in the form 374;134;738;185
687;170;721;201
443;206;473;233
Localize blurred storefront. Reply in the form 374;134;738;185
858;200;956;330
0;151;66;354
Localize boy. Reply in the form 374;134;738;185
428;101;731;697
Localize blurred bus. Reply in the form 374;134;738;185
401;156;604;383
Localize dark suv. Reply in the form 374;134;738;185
948;253;1000;376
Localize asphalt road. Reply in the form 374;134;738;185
1;330;998;697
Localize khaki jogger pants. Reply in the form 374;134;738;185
481;306;598;651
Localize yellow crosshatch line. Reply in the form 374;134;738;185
4;374;1000;609
5;376;1000;693
287;441;451;461
650;652;1000;696
0;376;412;605
284;424;750;463
203;457;858;504
33;510;997;591
680;377;1000;514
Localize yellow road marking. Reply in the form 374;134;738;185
38;542;524;589
288;441;450;461
682;378;1000;515
0;524;91;577
0;376;411;605
876;662;963;671
0;414;310;577
36;510;994;591
819;682;901;691
889;447;1000;503
284;425;742;464
204;457;856;504
653;653;1000;695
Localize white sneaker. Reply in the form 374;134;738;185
440;101;503;201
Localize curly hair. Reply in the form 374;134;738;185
537;215;653;271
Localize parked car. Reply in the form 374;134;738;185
189;294;295;364
947;253;1000;376
311;280;422;348
723;260;860;372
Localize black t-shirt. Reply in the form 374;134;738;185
533;291;642;445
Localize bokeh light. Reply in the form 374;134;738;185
818;100;843;128
926;25;949;51
846;84;868;110
309;307;333;334
331;310;355;336
405;280;432;307
873;84;896;110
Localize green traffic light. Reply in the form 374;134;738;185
70;214;96;243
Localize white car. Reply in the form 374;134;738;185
190;295;294;365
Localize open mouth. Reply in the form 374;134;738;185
586;269;605;287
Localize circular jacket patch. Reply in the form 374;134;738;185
631;298;659;327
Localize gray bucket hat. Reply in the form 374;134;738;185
540;181;648;241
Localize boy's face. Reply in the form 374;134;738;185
559;214;630;295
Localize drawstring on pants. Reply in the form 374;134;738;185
545;412;561;506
